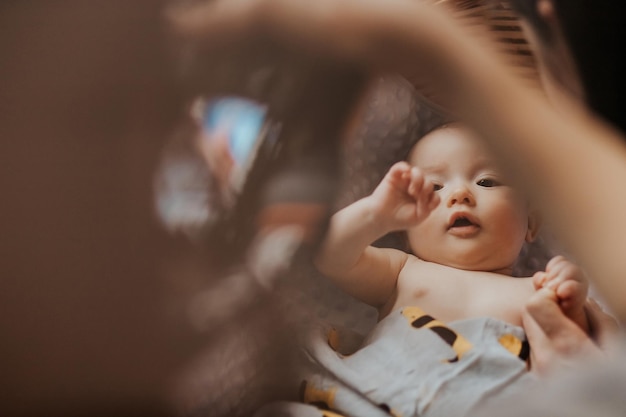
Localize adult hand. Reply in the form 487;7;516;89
522;287;619;375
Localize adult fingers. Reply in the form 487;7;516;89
525;288;580;342
523;288;600;374
532;271;547;290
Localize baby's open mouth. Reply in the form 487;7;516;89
447;214;480;236
450;217;475;228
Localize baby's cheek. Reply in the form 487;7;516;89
408;222;438;256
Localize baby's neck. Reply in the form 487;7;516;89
413;252;517;278
486;266;514;276
433;260;515;277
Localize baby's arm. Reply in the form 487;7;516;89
315;162;439;307
533;256;590;334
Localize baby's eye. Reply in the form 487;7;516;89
476;178;499;187
433;183;443;191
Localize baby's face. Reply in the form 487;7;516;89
407;125;535;274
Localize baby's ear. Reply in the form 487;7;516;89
526;209;542;243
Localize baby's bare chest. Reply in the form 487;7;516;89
392;262;533;326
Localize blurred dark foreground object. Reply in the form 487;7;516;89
1;2;191;416
0;1;368;416
155;14;370;416
169;37;367;272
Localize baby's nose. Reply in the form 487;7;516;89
447;186;476;207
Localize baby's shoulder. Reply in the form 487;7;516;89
399;253;427;272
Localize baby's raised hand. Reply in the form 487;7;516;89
370;161;440;231
532;255;589;315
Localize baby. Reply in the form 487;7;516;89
290;122;590;417
316;122;588;330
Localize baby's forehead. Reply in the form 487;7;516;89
408;125;496;166
417;157;497;174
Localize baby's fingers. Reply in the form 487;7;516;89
533;271;547;290
386;162;412;188
426;184;441;211
407;167;425;197
555;280;586;309
415;178;439;221
545;255;567;275
388;161;412;179
549;258;587;288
